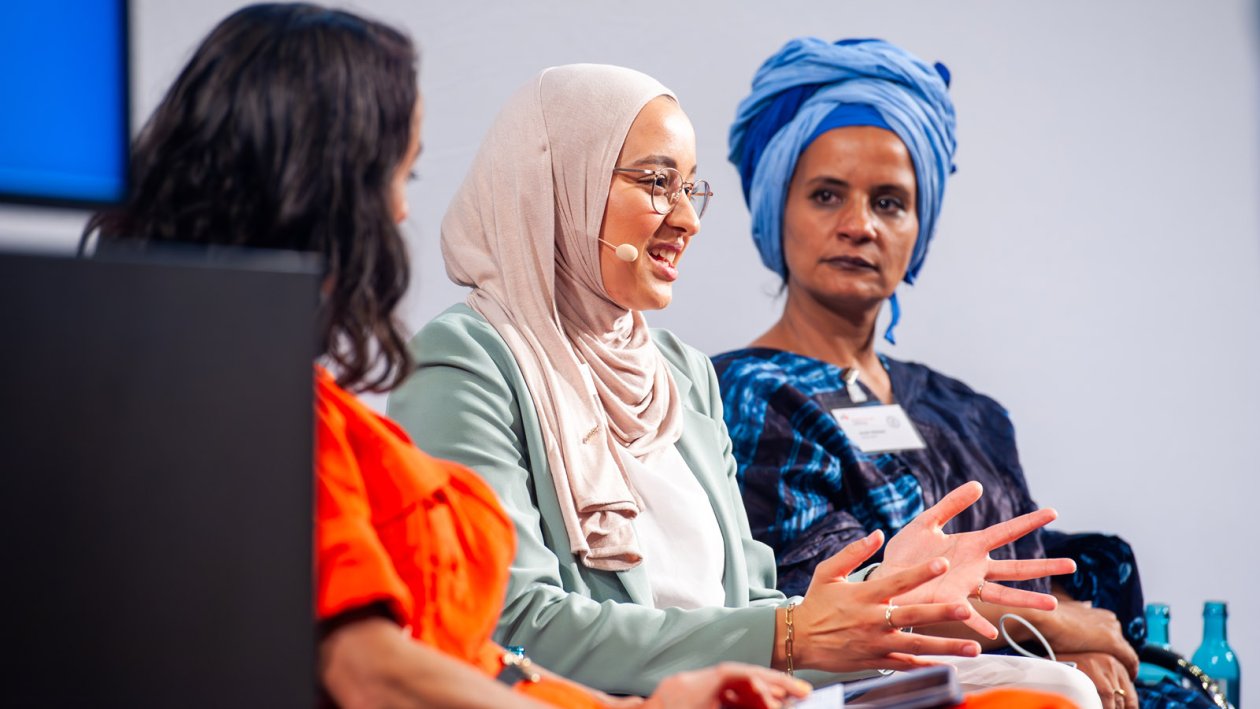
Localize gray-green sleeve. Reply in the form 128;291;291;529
388;312;780;696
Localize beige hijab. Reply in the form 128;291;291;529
441;65;683;571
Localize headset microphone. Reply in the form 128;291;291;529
597;239;639;263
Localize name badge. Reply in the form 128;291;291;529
831;404;926;454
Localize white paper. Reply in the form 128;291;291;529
790;683;845;708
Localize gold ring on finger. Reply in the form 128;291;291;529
884;604;898;629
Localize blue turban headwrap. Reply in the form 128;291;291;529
728;38;957;343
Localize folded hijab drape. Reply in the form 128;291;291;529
728;38;957;343
440;65;682;571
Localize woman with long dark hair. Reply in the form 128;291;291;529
85;5;809;707
85;2;416;393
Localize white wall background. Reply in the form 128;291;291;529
3;0;1256;673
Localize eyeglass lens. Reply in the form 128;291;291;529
651;168;710;218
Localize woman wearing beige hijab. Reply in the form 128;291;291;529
387;64;1090;701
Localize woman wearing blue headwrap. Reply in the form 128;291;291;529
715;37;1216;709
385;60;1095;703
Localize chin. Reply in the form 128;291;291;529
818;289;888;315
631;288;673;312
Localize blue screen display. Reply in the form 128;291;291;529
0;1;128;206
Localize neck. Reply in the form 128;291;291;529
555;267;633;340
752;285;892;401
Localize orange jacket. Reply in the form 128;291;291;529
314;367;600;707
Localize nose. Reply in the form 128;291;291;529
663;194;701;239
836;199;876;243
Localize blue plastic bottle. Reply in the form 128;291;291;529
1192;601;1240;707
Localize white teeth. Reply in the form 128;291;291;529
648;247;677;266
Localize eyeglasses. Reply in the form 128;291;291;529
612;166;712;218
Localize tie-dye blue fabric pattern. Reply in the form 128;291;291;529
715;349;1213;708
713;347;1050;598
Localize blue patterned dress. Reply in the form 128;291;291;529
713;348;1212;709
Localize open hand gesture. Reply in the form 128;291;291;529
792;531;982;673
877;481;1076;638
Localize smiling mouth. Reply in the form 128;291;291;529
646;244;680;267
823;255;876;271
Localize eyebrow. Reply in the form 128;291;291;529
628;154;699;178
808;176;848;189
807;175;912;193
629;154;678;170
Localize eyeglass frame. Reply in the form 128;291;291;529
611;166;713;218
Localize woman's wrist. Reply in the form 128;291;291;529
785;601;797;675
771;606;789;670
320;616;411;706
771;600;812;673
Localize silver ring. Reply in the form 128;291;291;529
885;604;898;629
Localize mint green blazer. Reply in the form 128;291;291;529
388;304;864;695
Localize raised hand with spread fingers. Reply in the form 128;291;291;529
872;481;1077;639
780;530;982;673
